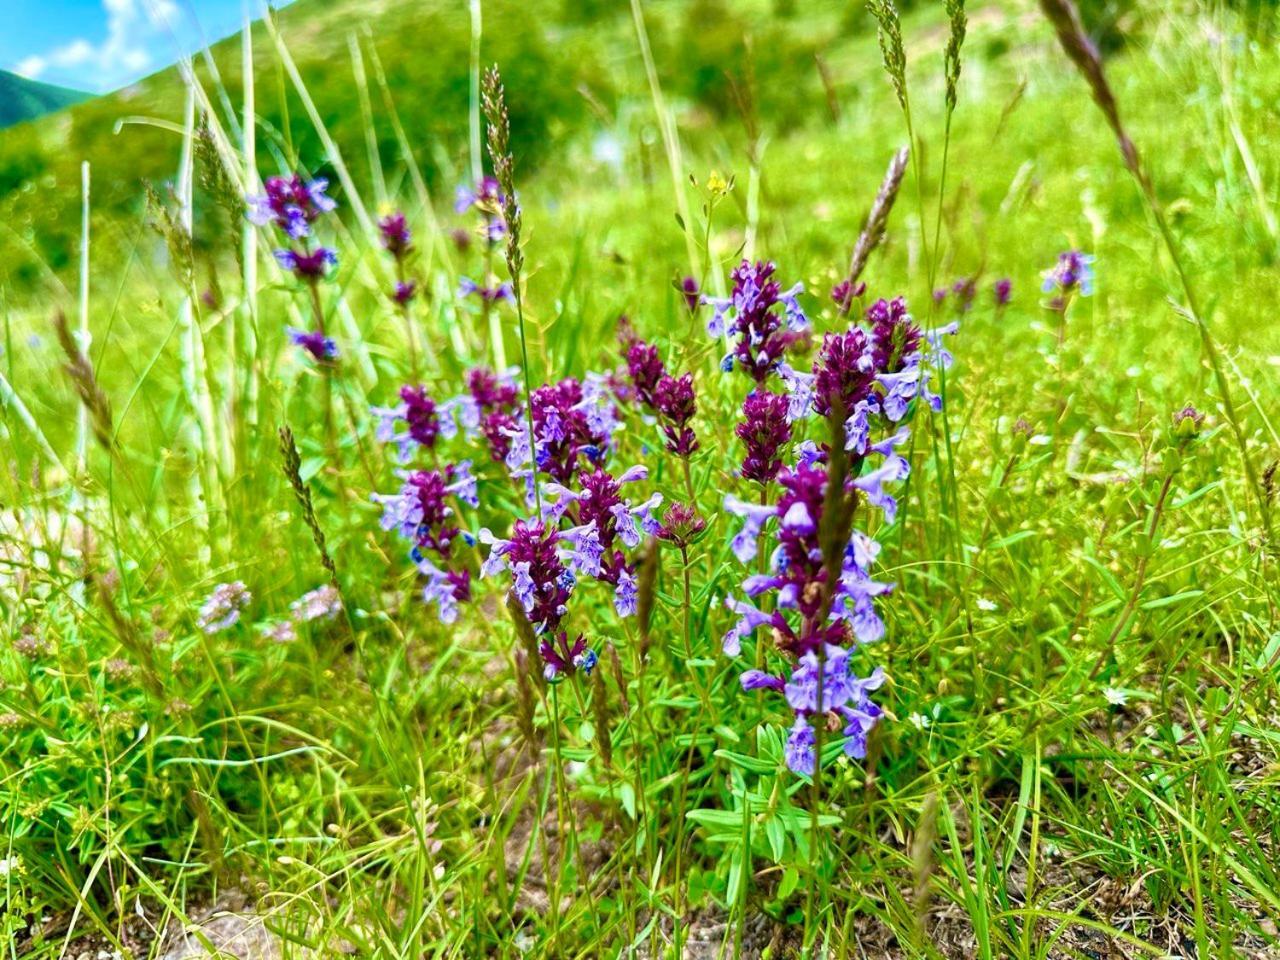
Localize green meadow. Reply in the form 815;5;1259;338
2;1;1279;957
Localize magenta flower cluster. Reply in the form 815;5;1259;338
618;325;700;457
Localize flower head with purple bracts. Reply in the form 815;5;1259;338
377;210;418;305
622;336;667;409
275;247;337;281
198;581;251;634
391;281;417;306
480;520;572;634
468;366;522;412
812;328;877;420
480;519;599;680
507;377;619;485
718;292;958;777
864;296;922;376
705;260;808;382
678;275;700;312
737;389;791;485
417;561;472;625
458;277;514;304
831;279;866;315
1041;251;1094;302
654;373;699;456
658;502;706;547
994;277;1012;307
373;385;441;461
287;328;338;362
720;459;893;775
247;175;336;239
433;365;524;457
377;211;413;259
372;464;477;552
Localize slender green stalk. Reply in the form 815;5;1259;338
629;0;701;281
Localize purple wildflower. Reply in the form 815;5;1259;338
831;279;866;314
864;296;922;376
654;373;699;456
658;502;706;547
458;277;514;303
950;277;976;312
480;520;571;634
737;389;791;485
372;385;441;460
198;581;251;634
1041;251;1095;300
287;328;337;362
704;259;808;382
455;176;508;243
377;211;413;259
391;280;417;306
247;175;336;238
291;584;343;623
994;277;1012;307
623;337;667;409
275;247;337;280
373;463;477;623
524;378;619;484
678;275;700;312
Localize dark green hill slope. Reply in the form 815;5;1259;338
0;69;87;129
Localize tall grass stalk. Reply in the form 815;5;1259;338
629;0;702;284
241;14;261;434
75;161;91;482
0;370;63;471
348;35;388;210
469;0;484;187
1039;0;1273;545
174;89;223;558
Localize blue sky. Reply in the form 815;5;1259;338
1;1;287;94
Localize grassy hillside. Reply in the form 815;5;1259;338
0;69;87;130
0;0;856;285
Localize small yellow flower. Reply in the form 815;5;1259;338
706;170;731;197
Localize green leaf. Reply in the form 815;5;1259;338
765;816;786;861
777;865;800;900
620;782;636;820
1138;589;1204;610
300;456;327;483
686;809;743;830
714;749;775;774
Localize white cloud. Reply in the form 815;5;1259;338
15;0;182;91
14;56;49;80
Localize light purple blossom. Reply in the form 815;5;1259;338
290;584;342;623
723;494;776;563
614;568;638;617
722;595;774;656
198;581;251;634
